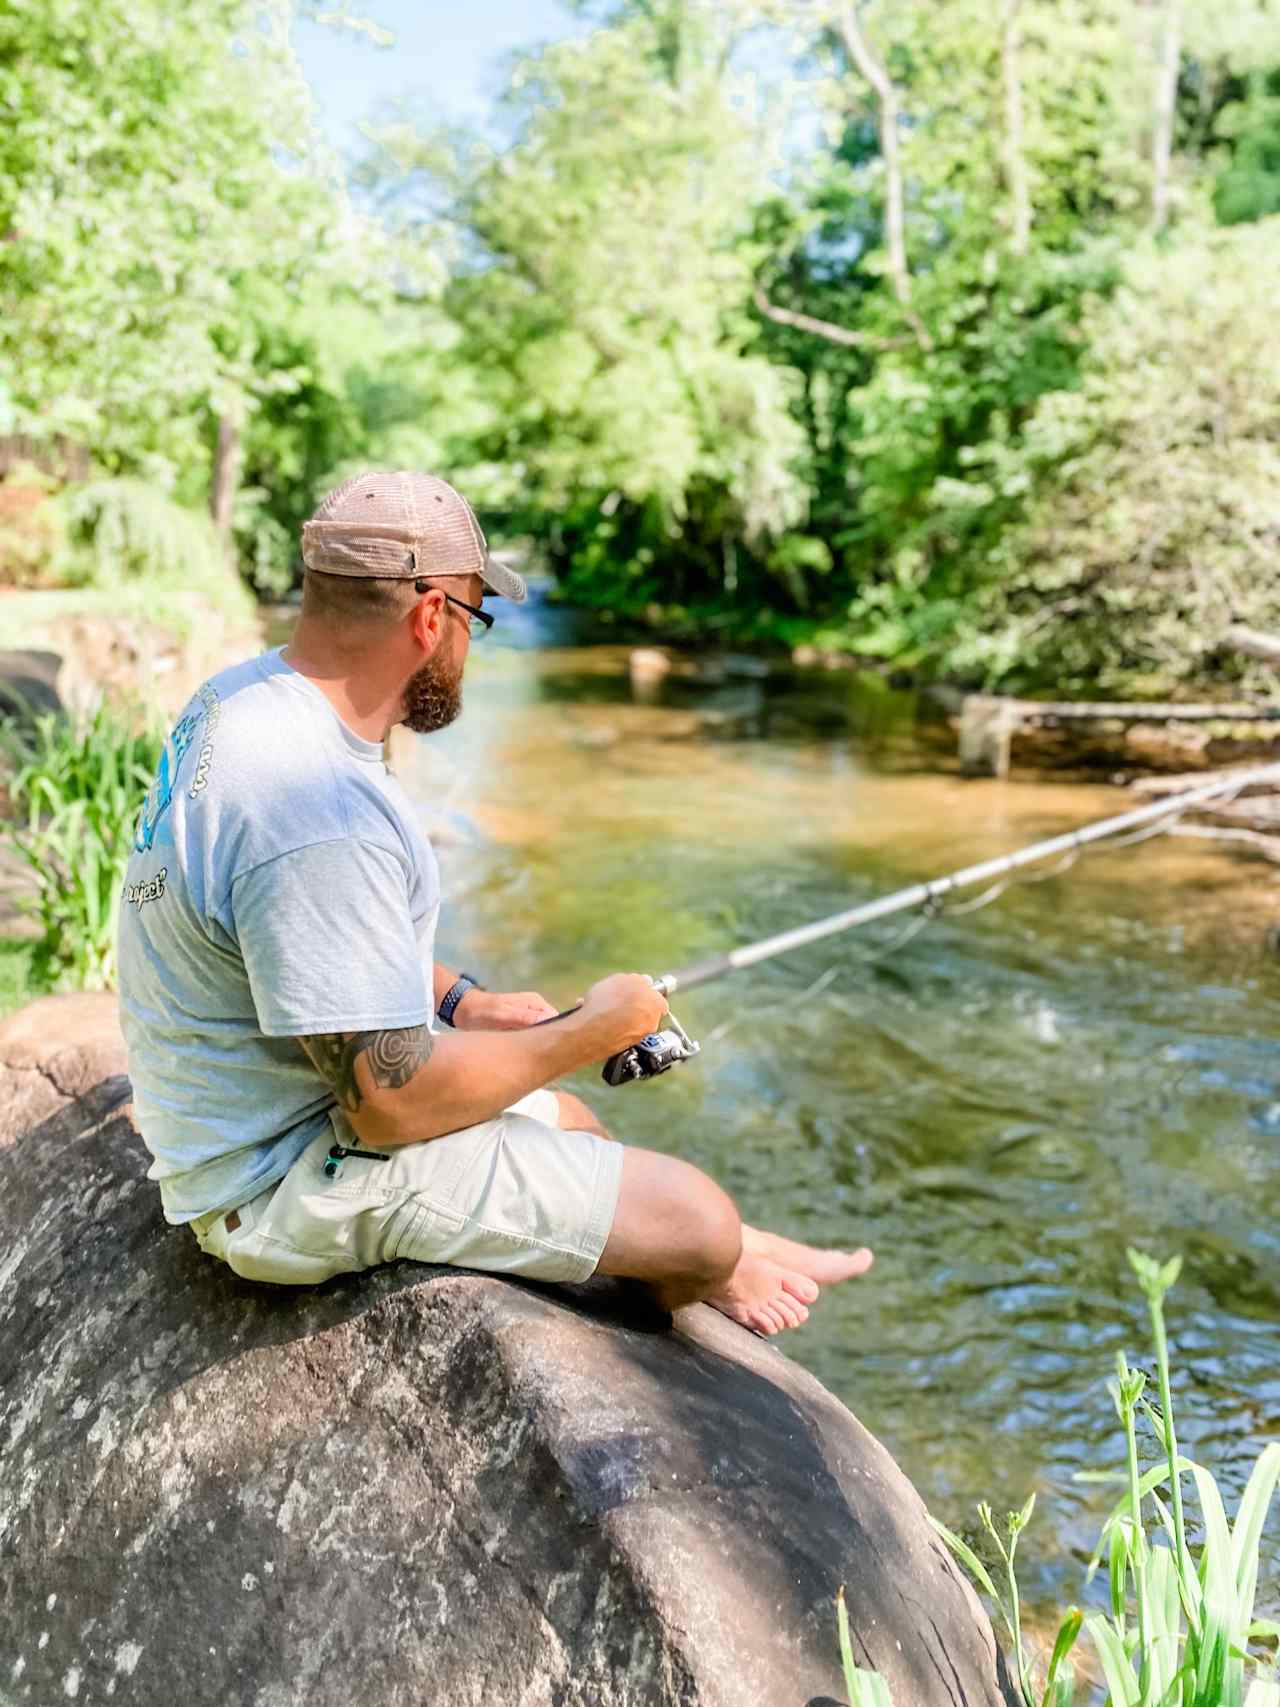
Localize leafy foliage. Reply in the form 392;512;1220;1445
367;9;809;619
958;220;1280;695
1;706;164;992
6;0;1280;684
56;479;256;619
0;0;380;590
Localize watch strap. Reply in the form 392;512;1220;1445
438;973;484;1027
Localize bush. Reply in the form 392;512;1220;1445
958;221;1280;695
56;478;254;620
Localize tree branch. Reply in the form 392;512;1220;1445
751;283;914;351
1224;623;1280;666
833;1;932;350
1001;0;1031;256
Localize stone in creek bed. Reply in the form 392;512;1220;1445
0;994;1017;1707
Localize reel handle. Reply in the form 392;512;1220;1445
529;975;698;1087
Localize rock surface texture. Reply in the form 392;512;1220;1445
0;996;1016;1707
1;594;264;721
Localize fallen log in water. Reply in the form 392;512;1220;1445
960;695;1280;778
1129;765;1276;796
1128;765;1280;864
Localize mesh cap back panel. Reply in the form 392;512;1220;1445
301;470;527;600
303;471;486;579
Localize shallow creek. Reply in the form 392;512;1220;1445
319;593;1280;1614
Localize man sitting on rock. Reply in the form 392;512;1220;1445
117;471;872;1336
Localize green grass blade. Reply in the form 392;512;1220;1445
836;1588;893;1707
1150;1489;1202;1637
1191;1459;1243;1694
1110;1521;1131;1626
1084;1613;1141;1706
837;1585;858;1687
1047;1659;1076;1707
1146;1541;1182;1700
1043;1608;1082;1700
1084;1459;1198;1577
927;1516;1004;1608
1231;1444;1280;1626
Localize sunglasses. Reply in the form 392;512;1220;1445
440;590;494;636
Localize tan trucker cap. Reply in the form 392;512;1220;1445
301;470;526;602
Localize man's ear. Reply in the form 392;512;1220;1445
409;587;446;655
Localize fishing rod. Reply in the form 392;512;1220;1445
600;760;1280;1087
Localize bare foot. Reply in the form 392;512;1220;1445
705;1227;873;1338
741;1226;874;1287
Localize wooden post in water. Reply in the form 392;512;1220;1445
959;694;1015;778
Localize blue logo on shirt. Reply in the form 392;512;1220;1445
134;702;206;854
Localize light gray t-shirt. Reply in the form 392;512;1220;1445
117;648;439;1224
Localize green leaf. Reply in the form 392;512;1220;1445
836;1588;893;1707
1042;1608;1082;1701
1231;1444;1280;1626
1083;1613;1140;1707
1109;1521;1131;1626
1085;1458;1197;1578
927;1516;1002;1606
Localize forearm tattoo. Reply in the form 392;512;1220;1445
299;1025;433;1113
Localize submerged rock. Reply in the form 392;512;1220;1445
0;998;1015;1707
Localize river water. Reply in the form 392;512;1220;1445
337;591;1280;1614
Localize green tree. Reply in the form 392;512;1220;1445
370;8;809;622
955;219;1280;694
0;0;361;507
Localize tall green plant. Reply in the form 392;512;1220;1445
2;704;163;992
839;1251;1280;1706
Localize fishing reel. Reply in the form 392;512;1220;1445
534;974;701;1087
602;1007;701;1088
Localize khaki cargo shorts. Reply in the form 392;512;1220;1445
189;1090;624;1287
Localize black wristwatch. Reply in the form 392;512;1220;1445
438;973;485;1028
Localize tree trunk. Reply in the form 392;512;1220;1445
210;413;242;547
1151;0;1183;232
1001;0;1031;256
834;2;932;349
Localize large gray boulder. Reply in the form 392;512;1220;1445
0;997;1015;1707
0;647;63;726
